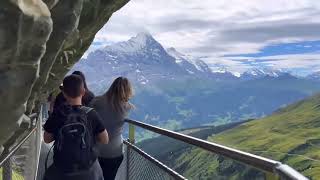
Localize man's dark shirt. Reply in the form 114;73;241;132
43;105;105;165
53;90;95;111
44;105;105;138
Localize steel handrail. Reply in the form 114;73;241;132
124;119;308;180
0;128;37;166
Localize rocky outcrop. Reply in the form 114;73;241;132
0;0;52;146
0;0;129;146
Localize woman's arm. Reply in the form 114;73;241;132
97;129;109;144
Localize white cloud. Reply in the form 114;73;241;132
204;57;253;74
93;0;320;74
224;53;320;74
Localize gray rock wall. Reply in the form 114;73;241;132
0;0;129;146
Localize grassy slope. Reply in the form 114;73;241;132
174;94;320;179
0;168;24;180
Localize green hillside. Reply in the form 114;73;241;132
137;121;248;165
172;94;320;179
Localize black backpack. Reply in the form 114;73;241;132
53;106;97;172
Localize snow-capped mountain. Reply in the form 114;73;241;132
166;47;239;80
241;68;289;80
70;33;320;129
210;64;229;74
72;32;199;93
166;47;212;75
72;32;305;94
306;71;320;81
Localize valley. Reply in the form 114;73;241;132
72;33;320;134
137;94;320;179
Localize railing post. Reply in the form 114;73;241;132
2;150;12;180
126;123;135;180
265;172;278;180
34;108;43;180
129;123;135;144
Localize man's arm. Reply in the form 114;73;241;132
97;129;109;144
89;109;109;144
43;110;59;144
43;131;54;143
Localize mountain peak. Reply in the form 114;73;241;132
106;32;159;53
136;31;152;38
129;32;155;45
167;47;177;52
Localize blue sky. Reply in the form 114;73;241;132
89;0;320;76
223;41;320;76
227;41;320;58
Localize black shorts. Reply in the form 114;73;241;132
98;155;124;180
44;160;104;180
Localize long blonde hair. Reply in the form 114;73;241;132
105;77;134;113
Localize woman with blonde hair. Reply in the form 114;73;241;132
90;77;134;180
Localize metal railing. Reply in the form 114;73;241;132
0;113;42;180
125;119;309;180
1;111;307;180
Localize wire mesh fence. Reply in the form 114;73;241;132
133;128;268;180
116;141;186;180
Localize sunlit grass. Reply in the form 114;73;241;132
0;168;24;180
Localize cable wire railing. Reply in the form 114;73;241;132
124;118;309;180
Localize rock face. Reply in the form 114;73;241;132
0;0;129;146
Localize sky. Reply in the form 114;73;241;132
89;0;320;76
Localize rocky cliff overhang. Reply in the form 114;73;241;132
0;0;129;148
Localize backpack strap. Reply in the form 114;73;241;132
80;106;93;114
45;144;54;172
